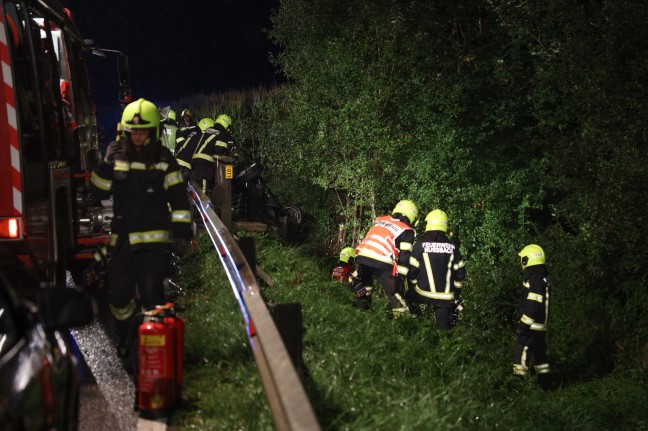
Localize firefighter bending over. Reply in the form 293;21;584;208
407;210;466;330
332;247;357;282
513;244;552;391
175;117;215;180
350;200;417;316
90;98;192;358
192;114;236;195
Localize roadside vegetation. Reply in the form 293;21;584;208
171;233;647;430
170;1;647;429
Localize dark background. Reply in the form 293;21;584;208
63;0;282;126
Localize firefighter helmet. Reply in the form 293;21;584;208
167;109;177;122
392;200;418;226
198;118;215;132
121;98;160;141
181;108;192;118
519;244;546;269
339;247;356;264
425;209;448;232
215;114;232;129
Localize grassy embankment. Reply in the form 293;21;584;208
170;233;648;431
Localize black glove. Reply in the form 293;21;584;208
104;141;124;164
173;238;189;256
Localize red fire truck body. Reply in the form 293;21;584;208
0;0;120;287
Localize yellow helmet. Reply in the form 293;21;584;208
181;108;192;117
167;109;177;122
215;114;232;129
392;200;418;225
425;209;448;232
198;117;215;131
519;244;546;269
121;98;160;141
339;247;356;263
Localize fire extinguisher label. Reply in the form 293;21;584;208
141;334;166;346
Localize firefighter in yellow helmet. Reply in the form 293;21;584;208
175;107;199;149
407;209;466;329
90;98;192;358
349;200;417;316
513;244;552;391
175;117;215;180
332;247;356;282
192;113;236;195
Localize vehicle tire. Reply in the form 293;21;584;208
283;204;303;225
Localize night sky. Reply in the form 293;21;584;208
63;0;282;120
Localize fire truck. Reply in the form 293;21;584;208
0;0;128;289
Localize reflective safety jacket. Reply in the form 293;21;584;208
355;215;415;276
161;124;178;154
90;144;192;252
407;231;466;301
175;130;212;172
192;125;236;188
517;265;550;333
176;120;199;148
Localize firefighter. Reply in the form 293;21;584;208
407;210;466;330
191;113;236;195
513;244;552;391
90;98;192;358
160;107;178;154
175;108;199;149
332;247;356;282
175;117;214;180
350;200;417;316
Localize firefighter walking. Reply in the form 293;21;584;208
407;210;466;330
90;98;192;358
350;200;417;316
513;244;552;391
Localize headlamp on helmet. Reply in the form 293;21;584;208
519;244;546;269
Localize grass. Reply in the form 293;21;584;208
169;233;648;431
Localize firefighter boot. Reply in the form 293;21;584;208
115;318;131;359
538;373;553;391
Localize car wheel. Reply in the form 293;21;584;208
283;204;303;225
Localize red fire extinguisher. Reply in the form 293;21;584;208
137;303;184;418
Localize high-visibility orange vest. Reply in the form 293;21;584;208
356;216;413;266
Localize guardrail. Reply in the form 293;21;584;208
187;181;321;431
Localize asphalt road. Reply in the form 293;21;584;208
72;286;168;431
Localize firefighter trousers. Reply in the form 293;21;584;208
108;240;171;319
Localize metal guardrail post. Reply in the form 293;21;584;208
187;181;321;431
212;156;233;231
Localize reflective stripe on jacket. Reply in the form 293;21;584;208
356;216;414;273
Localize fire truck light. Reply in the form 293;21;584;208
0;218;19;239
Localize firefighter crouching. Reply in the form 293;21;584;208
513;244;553;391
407;210;466;330
350;200;417;317
332;247;357;282
90;98;192;358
